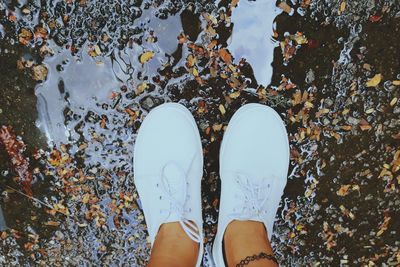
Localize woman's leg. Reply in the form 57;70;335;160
148;222;199;267
224;220;278;267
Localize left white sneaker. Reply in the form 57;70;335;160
133;103;204;266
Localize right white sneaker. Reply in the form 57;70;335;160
212;103;289;267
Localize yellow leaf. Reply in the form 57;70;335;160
292;32;308;45
229;91;241;99
304;101;314;108
212;124;223;132
136;82;149;95
219;104;226;115
376;229;384;236
192;67;199;77
32;64;48;81
340;1;346;12
304;188;313;198
366;74;382;87
139;51;154;64
94;45;101;55
187;54;196;68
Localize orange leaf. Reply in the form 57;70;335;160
219;48;232;64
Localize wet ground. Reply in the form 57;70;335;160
1;0;400;266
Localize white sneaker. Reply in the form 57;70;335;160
212;103;289;267
134;103;204;266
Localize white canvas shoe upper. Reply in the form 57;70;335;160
212;103;289;267
133;103;204;266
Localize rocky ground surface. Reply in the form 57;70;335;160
0;0;400;266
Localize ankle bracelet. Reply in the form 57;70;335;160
236;252;278;267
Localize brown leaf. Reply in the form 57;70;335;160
359;118;372;131
45;221;60;227
337;185;351;196
219;48;232;64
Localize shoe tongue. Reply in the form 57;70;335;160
163;163;186;194
162;162;187;222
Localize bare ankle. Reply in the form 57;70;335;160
148;222;199;267
224;220;277;267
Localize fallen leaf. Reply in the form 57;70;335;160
32;64;48;81
339;1;346;13
337;185;351;196
45;221;60;226
392;132;400;140
212;124;223;132
376;215;391;237
340;125;352;131
0;126;33;196
186;54;196;68
136;82;149;95
304;188;313;198
219;104;226;115
392;80;400;85
139;51;154;64
304;101;314;108
229;91;241;99
291;32;308;45
94;45;101;55
369;14;383;22
231;0;239;8
18;28;33;45
278;2;293;14
359;118;372;131
219;48;232;64
363;63;372;71
366;74;382;87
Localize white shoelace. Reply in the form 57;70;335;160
159;161;201;243
231;173;272;221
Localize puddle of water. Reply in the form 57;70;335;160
36;42;120;144
228;0;281;86
0;206;6;230
36;8;183;145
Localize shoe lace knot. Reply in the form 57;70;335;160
231;172;272;221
